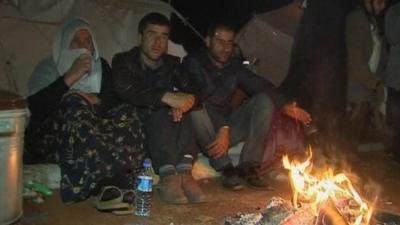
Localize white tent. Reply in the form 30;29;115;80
236;0;304;87
0;0;189;96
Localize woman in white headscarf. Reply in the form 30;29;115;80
25;18;145;205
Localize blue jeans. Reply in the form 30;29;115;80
190;93;275;170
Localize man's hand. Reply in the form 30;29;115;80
64;53;92;87
75;91;100;105
170;108;183;122
206;126;230;159
282;102;312;125
161;92;195;112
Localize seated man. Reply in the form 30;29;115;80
25;18;145;204
183;22;311;191
112;12;205;204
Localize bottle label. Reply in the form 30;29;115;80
137;175;153;192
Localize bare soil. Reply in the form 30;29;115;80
19;150;400;225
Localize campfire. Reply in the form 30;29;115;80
225;148;380;225
282;149;373;225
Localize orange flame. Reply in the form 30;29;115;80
282;149;373;225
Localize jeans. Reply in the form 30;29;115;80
191;93;275;170
140;108;198;173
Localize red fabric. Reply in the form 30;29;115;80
258;111;306;174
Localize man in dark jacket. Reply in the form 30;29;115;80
183;22;311;191
111;13;205;204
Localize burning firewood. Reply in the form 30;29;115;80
226;147;375;225
225;197;351;225
317;200;349;225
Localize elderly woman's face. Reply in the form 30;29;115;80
69;29;94;54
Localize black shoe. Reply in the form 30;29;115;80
245;174;274;190
238;163;273;191
221;166;244;191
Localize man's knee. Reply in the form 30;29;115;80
190;108;208;125
251;93;275;112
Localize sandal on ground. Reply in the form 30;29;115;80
122;189;135;204
111;190;137;215
92;186;131;212
111;205;135;216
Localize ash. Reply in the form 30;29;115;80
225;197;315;225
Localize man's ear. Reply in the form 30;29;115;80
206;36;211;48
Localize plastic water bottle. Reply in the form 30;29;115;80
134;158;153;216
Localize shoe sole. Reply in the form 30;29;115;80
95;202;131;212
245;181;274;191
112;206;135;216
222;184;245;191
182;191;208;203
187;196;208;204
156;188;189;204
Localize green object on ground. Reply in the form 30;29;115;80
24;180;53;197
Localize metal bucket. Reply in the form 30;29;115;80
0;91;27;225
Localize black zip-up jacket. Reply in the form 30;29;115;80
111;47;199;110
182;49;284;130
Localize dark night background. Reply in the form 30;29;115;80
162;0;357;52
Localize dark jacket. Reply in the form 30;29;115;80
385;2;400;90
182;49;282;130
111;47;199;110
27;58;117;131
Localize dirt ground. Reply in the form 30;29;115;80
18;150;400;225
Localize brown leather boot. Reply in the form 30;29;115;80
181;173;206;203
158;174;188;204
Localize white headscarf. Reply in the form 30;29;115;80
52;18;102;93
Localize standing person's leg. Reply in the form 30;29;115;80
386;87;400;161
190;108;243;190
229;93;275;189
143;108;187;204
345;102;371;149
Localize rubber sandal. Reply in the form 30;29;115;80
110;190;135;215
92;186;129;211
111;205;135;216
122;189;135;204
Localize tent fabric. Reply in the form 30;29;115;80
0;0;187;96
236;1;303;87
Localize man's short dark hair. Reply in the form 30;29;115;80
138;12;171;34
207;22;236;38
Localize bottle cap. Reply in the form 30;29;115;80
143;158;152;168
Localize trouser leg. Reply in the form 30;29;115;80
190;108;232;170
386;88;400;158
191;93;275;170
144;108;198;173
229;93;275;166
